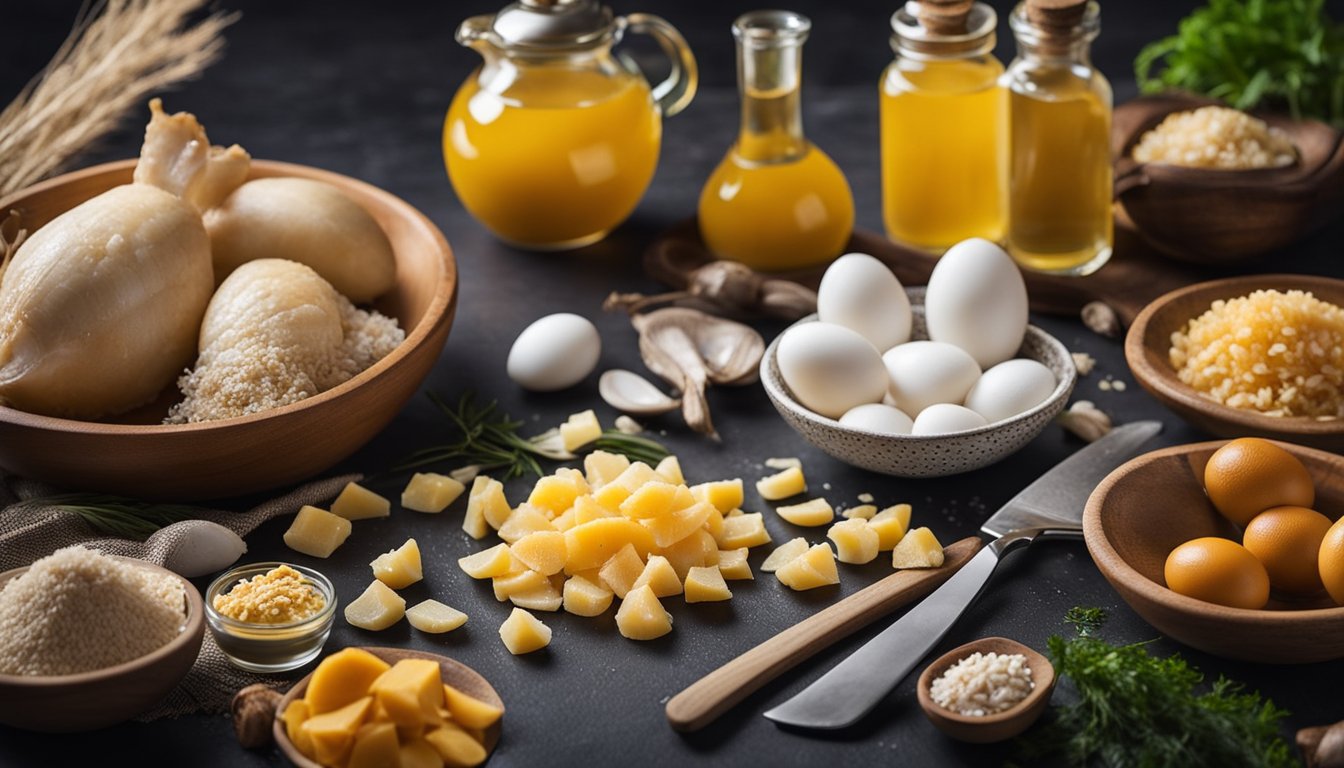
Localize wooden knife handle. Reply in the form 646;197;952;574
664;536;984;733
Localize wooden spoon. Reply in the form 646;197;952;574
665;537;983;732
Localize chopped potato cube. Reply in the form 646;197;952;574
511;530;568;576
655;455;685;485
761;537;810;572
592;480;634;513
563;517;655;572
345;580;407;631
401;472;466;513
827;519;880;564
716;548;753;580
891;527;945;569
442;684;504;730
562;575;614;617
776;544;840;591
492;568;548;602
756;466;806;501
642;501;713;548
370;538;423;589
842;504;878;520
508;579;563;612
499;607;551;654
528;472;585;517
464;476;510;539
660;528;718;580
551;508;578;531
301;696;374;767
690;479;745;514
632;554;684;598
330;482;391;521
305;648;391;715
370;658;442;728
458;543;517;579
684;566;732;603
560;409;603;451
497;504;557;544
598;543;645;599
615;584;673;640
717;512;772;549
425;722;487;767
776;498;835;527
870;504;912;551
584;450;631;489
284;505;353;558
573;495;617;525
620;480;679;520
348;721;399;768
406;600;468;634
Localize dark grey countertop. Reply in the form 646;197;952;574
3;0;1343;765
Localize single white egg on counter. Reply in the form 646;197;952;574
777;322;888;419
507;313;601;391
839;403;914;435
924;238;1028;369
964;358;1058;424
882;340;981;416
817;252;912;352
912;403;988;435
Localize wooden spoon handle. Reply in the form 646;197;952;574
665;536;984;733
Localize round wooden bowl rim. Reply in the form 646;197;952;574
0;158;457;436
1125;274;1344;438
916;637;1056;730
0;556;205;686
1084;439;1344;624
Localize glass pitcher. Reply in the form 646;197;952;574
445;0;697;250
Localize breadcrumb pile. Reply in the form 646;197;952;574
1132;106;1296;169
212;564;325;624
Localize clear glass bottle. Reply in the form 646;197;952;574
1003;0;1112;275
698;10;854;271
881;1;1006;252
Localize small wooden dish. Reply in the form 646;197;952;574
1113;94;1344;264
273;647;504;767
916;637;1056;744
0;159;457;500
1084;440;1344;663
0;557;205;732
1125;274;1344;451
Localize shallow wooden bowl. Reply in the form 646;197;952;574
916;637;1055;744
0;556;205;732
1125;274;1344;451
0;159;457;500
1084;440;1344;663
1113;94;1344;265
273;647;504;767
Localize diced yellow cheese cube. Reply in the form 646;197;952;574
302;695;373;767
776;543;840;591
776;498;835;527
497;504;557;544
598;543;645;599
458;543;517;579
282;699;314;757
761;537;809;573
508;578;563;612
370;537;423;589
406;599;468;633
492;568;548;602
756;466;807;501
684;566;733;603
655;455;685;485
642;501;714;549
283;505;353;559
511;530;568;576
400;737;447;768
560;409;603;451
425;722;488;768
401;472;466;513
348;721;399;768
330;482;392;521
562;575;614;617
369;658;442;728
632;554;683;598
528;473;585;517
717;512;772;549
584;450;631;489
563;517;655;572
661;527;719;580
462;477;496;539
716;548;753;580
870;503;912;551
304;648;391;715
442;684;504;730
573;494;617;525
499;607;551;654
344;580;407;631
827;519;880;564
842;504;878;520
615;584;673;640
620;480;679;519
690;479;745;515
891;526;945;569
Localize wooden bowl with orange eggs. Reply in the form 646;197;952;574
1084;439;1344;663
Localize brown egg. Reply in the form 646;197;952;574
1320;515;1344;606
1203;438;1314;528
1164;537;1270;609
1242;506;1333;594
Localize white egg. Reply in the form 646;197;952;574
912;403;989;435
777;322;887;419
924;238;1028;368
882;340;981;416
507;313;601;391
839;403;914;435
964;358;1058;424
816;252;912;352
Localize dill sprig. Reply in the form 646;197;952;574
37;493;204;540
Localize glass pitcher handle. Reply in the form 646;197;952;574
623;13;698;118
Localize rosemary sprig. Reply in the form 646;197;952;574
37;493;204;540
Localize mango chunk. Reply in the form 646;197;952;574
442;684;504;730
717;512;772;549
406;599;468;634
631;554;683;598
283;505;353;558
497;504;557;544
282;699;314;757
827;519;880;564
598;543;645;599
401;472;466;513
776;498;835;527
330;482;392;521
655;455;685;485
400;738;446;768
499;607;551;654
761;537;809;572
511;530;568;576
562;575;614;617
891;526;945;569
348;721;399;768
776;543;840;591
560;409;603;451
842;504;878;520
491;568;548;602
305;648;391;715
756;466;806;501
527;471;586;517
371;538;423;588
642;501;713;549
301;695;373;767
615;584;673;640
583;450;630;489
620;480;679;520
716;548;753;580
684;566;732;603
345;580;407;631
563;517;655;572
369;658;442;728
458;543;517;579
660;528;718;580
426;722;488;767
870;503;912;551
690;479;745;515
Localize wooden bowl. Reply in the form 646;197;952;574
1113;94;1344;264
273;647;504;766
916;637;1056;744
1084;440;1344;663
1125;274;1344;451
0;159;457;500
0;556;205;732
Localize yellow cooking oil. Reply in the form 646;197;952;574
443;66;660;250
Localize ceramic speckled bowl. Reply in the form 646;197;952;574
761;289;1076;477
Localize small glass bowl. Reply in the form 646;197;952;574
205;562;336;673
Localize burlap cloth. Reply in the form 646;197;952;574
0;473;358;720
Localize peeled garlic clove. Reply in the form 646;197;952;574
152;520;248;578
599;369;681;416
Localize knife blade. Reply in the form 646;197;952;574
762;420;1162;731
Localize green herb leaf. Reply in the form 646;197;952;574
37;494;205;540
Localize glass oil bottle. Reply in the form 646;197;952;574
1003;0;1112;275
698;10;854;271
880;0;1006;252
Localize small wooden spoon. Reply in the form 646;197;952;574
916;636;1055;743
665;537;982;732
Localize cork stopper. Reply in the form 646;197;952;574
914;0;974;35
1025;0;1088;32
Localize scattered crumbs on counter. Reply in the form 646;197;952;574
1098;379;1112;392
1112;380;1126;392
857;492;874;503
822;482;832;491
1071;352;1096;376
765;457;802;470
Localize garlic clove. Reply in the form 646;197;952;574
599;369;681;416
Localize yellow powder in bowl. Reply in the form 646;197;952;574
1132;106;1296;170
212;564;325;624
1170;289;1344;418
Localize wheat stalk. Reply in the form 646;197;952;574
0;0;238;197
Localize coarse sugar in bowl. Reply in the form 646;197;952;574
205;562;335;673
